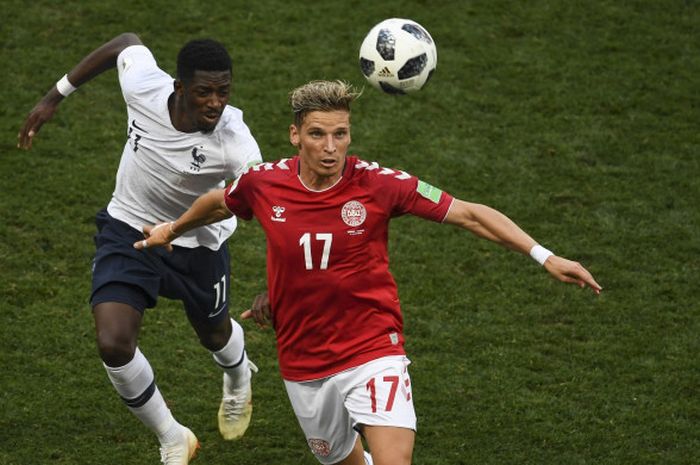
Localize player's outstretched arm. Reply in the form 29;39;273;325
444;199;538;252
17;32;142;150
133;188;232;250
444;199;602;293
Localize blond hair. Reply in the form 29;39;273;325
289;80;361;126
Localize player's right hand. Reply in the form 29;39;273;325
133;222;176;252
17;91;64;150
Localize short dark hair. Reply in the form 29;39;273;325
176;39;232;85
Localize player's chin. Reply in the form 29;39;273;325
198;115;221;133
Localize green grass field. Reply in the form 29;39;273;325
1;1;699;464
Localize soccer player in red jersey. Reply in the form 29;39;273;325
135;80;601;465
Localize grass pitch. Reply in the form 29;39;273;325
1;1;699;464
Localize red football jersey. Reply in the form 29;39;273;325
225;155;454;381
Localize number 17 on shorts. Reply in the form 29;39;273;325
347;356;417;430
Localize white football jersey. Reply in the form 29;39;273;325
107;45;262;250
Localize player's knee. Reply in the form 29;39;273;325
196;329;229;352
192;317;231;351
362;425;414;465
96;331;136;367
92;301;142;366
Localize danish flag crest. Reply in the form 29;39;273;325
341;200;366;227
307;438;331;457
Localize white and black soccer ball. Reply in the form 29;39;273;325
359;18;437;94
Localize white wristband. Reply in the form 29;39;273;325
529;244;554;266
56;74;77;97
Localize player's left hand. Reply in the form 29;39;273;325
133;222;176;252
241;292;272;328
544;255;602;294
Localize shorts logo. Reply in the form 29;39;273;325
307;438;331;457
341;200;366;227
389;332;399;345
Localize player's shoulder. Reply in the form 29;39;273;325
228;157;295;198
216;106;253;136
240;157;296;182
118;45;170;98
118;44;154;62
219;105;244;126
347;155;415;185
117;45;162;77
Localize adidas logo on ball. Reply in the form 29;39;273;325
377;67;393;78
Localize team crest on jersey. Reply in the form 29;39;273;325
190;146;207;172
271;205;287;222
307;438;331;457
341;200;366;227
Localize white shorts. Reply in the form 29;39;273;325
284;355;416;465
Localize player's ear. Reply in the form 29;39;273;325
173;79;184;97
289;124;300;147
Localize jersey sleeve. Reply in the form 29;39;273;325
223;168;255;220
386;173;454;222
117;45;169;102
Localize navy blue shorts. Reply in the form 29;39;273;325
90;209;231;325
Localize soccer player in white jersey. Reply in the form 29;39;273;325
18;33;262;464
135;80;602;465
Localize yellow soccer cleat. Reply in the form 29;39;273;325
159;427;199;465
218;360;258;440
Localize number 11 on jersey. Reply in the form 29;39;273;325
299;233;333;270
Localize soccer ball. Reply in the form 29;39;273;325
359;18;437;94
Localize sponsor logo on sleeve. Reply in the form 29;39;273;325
416;180;442;203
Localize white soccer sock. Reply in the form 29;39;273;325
212;318;250;390
103;348;183;445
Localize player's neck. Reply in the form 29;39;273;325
168;93;196;133
298;171;343;192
